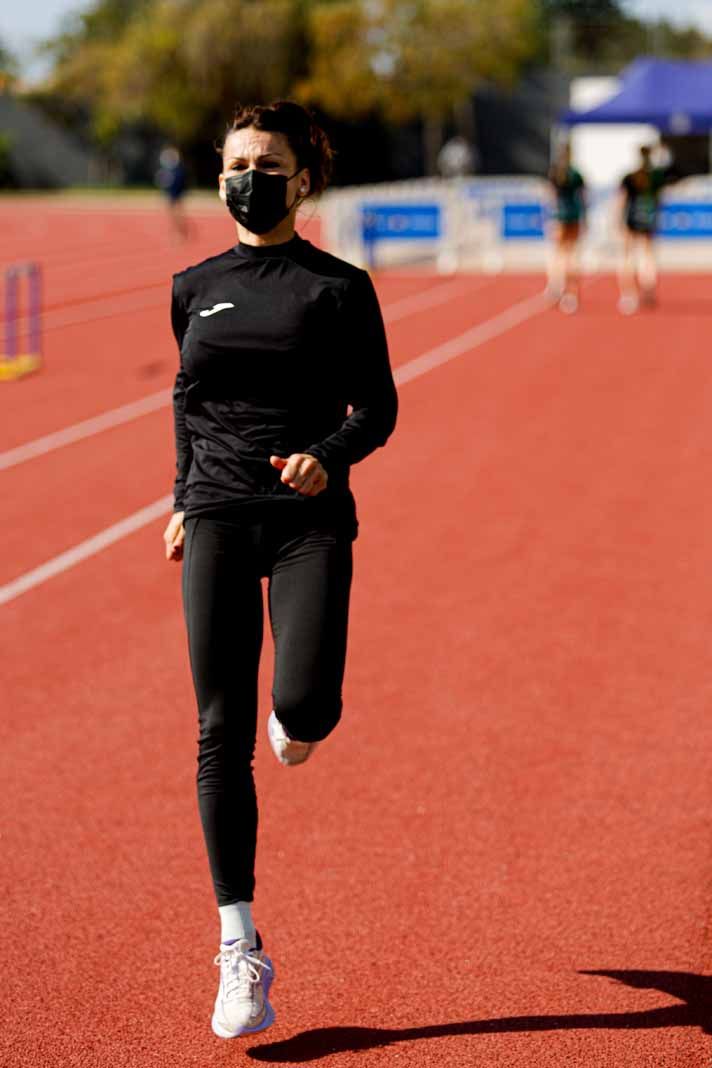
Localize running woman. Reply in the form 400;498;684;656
162;101;397;1040
546;142;586;314
617;144;671;314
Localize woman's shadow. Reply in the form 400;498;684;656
247;970;712;1062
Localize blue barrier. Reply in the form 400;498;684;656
502;203;546;240
657;203;712;238
361;203;441;240
501;201;712;240
361;203;441;267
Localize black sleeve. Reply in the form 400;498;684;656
306;271;398;471
170;278;193;512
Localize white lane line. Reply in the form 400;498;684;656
382;278;481;324
0;497;173;607
394;290;549;386
0;287;549;607
0;278;478;472
0;389;172;472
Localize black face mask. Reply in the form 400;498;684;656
224;168;301;235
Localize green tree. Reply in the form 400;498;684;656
542;0;630;66
542;0;624;20
44;0;303;143
0;37;18;91
41;0;151;140
35;0;712;161
641;19;712;60
540;0;712;68
298;0;540;173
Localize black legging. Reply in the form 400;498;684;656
182;512;353;905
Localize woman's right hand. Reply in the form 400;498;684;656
163;511;185;562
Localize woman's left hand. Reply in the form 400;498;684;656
270;453;328;496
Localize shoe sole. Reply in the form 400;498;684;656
268;713;317;766
275;744;316;766
211;957;275;1039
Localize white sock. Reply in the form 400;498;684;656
218;901;256;947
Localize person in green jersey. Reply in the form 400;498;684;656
617;145;671;314
546;142;586;314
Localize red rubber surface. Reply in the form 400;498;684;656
2;201;712;1067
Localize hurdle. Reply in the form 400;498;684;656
0;262;42;382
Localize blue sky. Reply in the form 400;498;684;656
628;0;712;31
3;0;712;75
1;1;83;52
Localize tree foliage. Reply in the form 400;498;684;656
540;0;712;67
298;0;540;122
541;0;624;17
0;37;18;91
43;0;539;142
45;0;302;142
39;0;712;151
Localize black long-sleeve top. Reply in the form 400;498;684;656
171;234;397;534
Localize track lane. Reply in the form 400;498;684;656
1;306;178;447
4;276;712;1066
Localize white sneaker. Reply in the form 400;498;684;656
558;292;579;315
267;710;318;766
211;939;274;1039
618;293;638;316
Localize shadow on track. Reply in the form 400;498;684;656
246;970;711;1062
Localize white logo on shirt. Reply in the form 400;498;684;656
199;303;235;317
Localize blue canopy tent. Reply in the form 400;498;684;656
557;58;712;240
561;57;712;134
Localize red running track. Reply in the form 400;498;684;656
2;200;712;1067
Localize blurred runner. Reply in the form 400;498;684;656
155;145;190;240
616;145;671;314
546;143;586;314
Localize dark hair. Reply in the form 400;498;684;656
224;100;333;196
